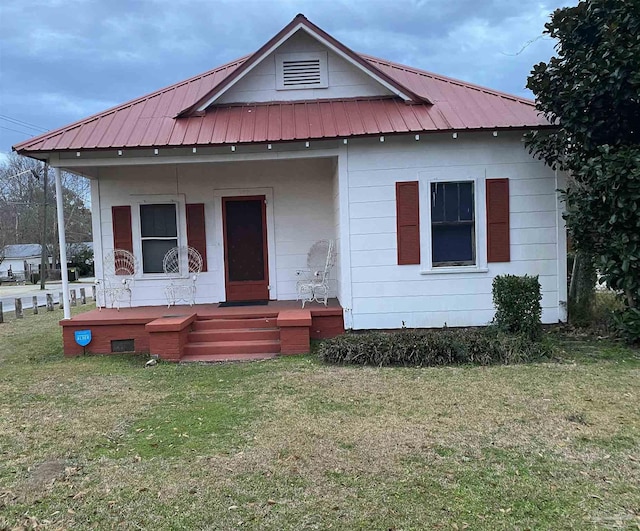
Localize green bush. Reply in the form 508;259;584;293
613;307;640;344
492;275;542;339
589;290;624;332
318;327;552;367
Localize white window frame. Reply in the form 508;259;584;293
418;169;488;275
276;51;328;90
131;194;187;279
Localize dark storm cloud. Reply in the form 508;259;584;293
0;0;576;158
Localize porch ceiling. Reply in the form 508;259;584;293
54;142;340;179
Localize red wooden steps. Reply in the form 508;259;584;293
188;328;279;342
181;317;281;362
183;339;280;356
192;317;277;330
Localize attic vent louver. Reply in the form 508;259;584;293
283;59;321;86
276;52;328;90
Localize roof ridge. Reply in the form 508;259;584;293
13;55;250;151
360;53;536;107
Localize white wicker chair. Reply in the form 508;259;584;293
296;240;336;308
96;249;138;310
163;246;203;307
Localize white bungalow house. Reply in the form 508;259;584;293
13;15;566;359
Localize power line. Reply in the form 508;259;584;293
0;125;35;136
0;115;48;133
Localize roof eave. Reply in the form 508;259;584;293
14;123;556;157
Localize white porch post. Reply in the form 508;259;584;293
54;167;71;319
337;146;353;329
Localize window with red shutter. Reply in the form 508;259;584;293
396;181;420;265
186;203;208;272
486;178;510;262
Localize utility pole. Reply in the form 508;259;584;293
39;162;48;290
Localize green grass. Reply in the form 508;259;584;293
1;306;639;530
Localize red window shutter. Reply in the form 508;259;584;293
396;181;420;265
186;203;208;272
111;206;133;253
486;179;510;262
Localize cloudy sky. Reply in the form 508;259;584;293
0;0;576;159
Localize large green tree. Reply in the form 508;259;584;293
526;0;640;339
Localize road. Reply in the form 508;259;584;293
0;278;95;313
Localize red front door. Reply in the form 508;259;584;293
222;196;270;302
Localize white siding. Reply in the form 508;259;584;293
344;132;564;328
95;158;337;306
217;31;392;104
88;130;566;328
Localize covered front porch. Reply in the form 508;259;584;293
61;299;344;361
84;154;343;307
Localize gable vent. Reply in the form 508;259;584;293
283;59;322;86
276;52;328;90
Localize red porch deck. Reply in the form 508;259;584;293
60;299;344;362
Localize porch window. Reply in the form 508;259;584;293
140;204;178;273
430;181;475;266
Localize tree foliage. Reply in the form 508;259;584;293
0;153;92;264
526;0;640;339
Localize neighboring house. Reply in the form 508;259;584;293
13;15;567;336
0;244;46;280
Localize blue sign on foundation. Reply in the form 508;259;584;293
74;330;92;347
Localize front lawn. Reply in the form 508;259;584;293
1;307;638;530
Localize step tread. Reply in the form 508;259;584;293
190;327;279;334
192;318;277;330
187;339;280;347
183;338;281;356
188;329;279;342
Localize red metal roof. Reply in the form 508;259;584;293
13;23;549;155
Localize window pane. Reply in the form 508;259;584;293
459;182;474;221
432;225;474;264
140;204;177;238
444;182;460;222
431;183;445;222
142;239;177;273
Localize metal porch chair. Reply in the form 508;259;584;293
296;239;336;308
95;249;138;310
163;246;203;307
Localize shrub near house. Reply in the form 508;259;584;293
320;274;548;366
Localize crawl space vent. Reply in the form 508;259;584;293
111;339;135;353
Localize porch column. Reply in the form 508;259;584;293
337;147;353;329
54;167;71;320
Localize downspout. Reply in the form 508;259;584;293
54;167;71;319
